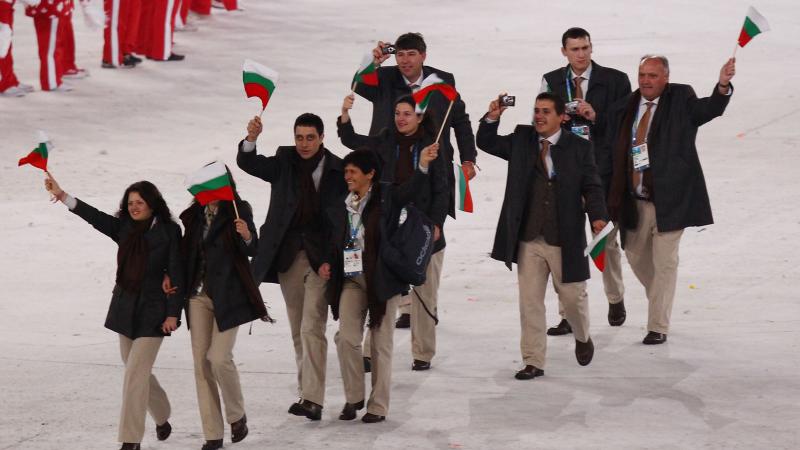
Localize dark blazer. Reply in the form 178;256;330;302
180;201;263;332
70;199;184;339
355;64;476;217
543;60;631;185
237;141;347;283
606;83;732;238
476;119;608;283
337;117;449;253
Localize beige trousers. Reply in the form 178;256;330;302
334;275;399;416
559;224;624;317
277;250;329;406
623;200;684;334
189;293;245;440
518;238;591;368
117;335;170;443
410;249;444;362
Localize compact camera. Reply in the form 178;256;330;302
499;95;516;107
565;100;580;115
382;44;397;55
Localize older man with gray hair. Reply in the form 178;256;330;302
602;54;736;344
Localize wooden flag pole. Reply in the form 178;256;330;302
435;100;455;143
351;80;358;93
232;199;240;220
733;42;739;58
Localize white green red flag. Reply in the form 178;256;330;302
352;52;378;87
584;222;614;272
18;131;51;171
243;59;279;110
186;161;234;206
457;164;473;213
738;6;770;47
412;73;458;114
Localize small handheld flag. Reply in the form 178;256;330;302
738;6;770;48
243;59;279;112
412;73;458;114
584;222;614;272
186;161;235;207
352;52;378;91
457;164;473;213
18;131;51;171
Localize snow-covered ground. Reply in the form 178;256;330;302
2;1;799;448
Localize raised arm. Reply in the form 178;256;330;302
236;116;281;182
475;94;514;161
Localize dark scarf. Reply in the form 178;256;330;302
608;92;646;227
361;184;387;329
291;149;325;228
180;203;273;322
116;216;154;293
394;128;422;184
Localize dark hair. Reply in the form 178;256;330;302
393;95;438;137
561;27;591;48
294;113;324;136
343;149;381;181
535;92;566;116
117;181;175;224
395;32;426;53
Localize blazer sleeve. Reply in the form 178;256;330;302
476;117;513;161
594;73;632;138
337;116;378;150
235;201;259;257
579;141;609;222
450;93;478;163
236;139;281;183
688;83;732;127
165;222;185;318
70;198;122;243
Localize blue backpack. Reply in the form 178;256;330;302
381;203;434;286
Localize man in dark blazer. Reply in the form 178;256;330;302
540;27;632;335
355;32;477;328
605;55;735;345
477;92;608;380
236;113;348;419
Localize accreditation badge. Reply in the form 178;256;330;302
571;125;591;140
631;143;650;171
344;246;363;277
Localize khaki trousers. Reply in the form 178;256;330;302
189;293;245;440
277;250;329;406
410;249;444;362
334;275;399;416
624;200;684;334
518;238;591;368
559;224;624;317
117;335;170;443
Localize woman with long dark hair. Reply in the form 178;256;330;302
179;166;270;450
44;174;183;450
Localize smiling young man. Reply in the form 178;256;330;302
236;113;348;420
477;93;608;380
539;27;632;336
605;55;735;345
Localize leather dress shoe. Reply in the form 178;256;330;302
156;421;171;441
361;412;385;423
575;337;594;366
339;400;365;420
514;365;544;380
547;319;572;336
231;414;248;443
412;359;431;371
395;313;410;328
608;300;627;326
363;356;372;373
119;444;140;450
301;400;322;421
201;439;223;450
288;399;306;416
643;331;667;345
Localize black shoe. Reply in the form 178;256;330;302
201;440;223;450
395;313;410;328
125;53;143;64
547;319;572;336
608;300;626;326
301;400;322;421
148;53;185;62
643;331;667;345
156;421;171;441
412;359;431;371
339;400;365;421
515;365;544;380
101;61;116;69
120;444;141;450
122;55;139;67
230;414;248;443
361;412;385;423
363;356;371;373
575;337;594;366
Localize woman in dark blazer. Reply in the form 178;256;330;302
44;174;183;450
179;167;269;450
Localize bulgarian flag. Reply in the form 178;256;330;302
738;6;770;47
18;131;51;171
352;52;378;88
457;164;473;213
584;222;614;272
412;73;458;114
186;161;235;206
243;59;279;111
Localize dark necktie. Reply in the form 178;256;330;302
632;102;654;196
573;76;585;99
540;139;551;178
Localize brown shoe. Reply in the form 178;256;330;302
339;400;365;421
514;365;544;380
231;414;248;443
575;337;594;366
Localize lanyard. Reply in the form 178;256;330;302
347;211;362;244
564;66;573;102
395;143;420;170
